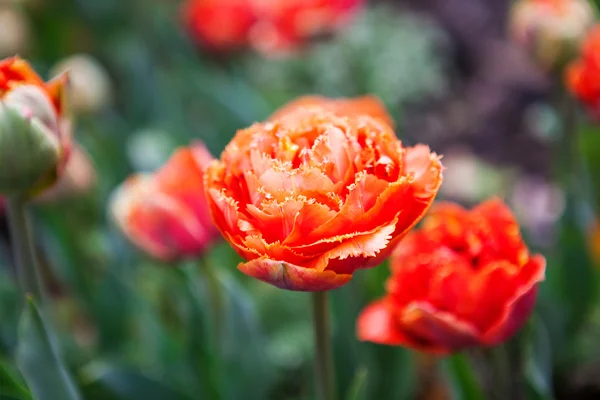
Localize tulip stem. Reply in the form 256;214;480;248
6;196;44;301
312;291;336;400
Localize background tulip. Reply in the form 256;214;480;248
111;144;219;262
357;199;546;353
205;97;443;291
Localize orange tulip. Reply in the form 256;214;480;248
0;56;71;196
357;199;546;353
111;143;220;262
204;96;443;291
268;94;394;127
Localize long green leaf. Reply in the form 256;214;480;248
0;360;30;400
16;297;81;400
443;354;485;400
81;367;193;400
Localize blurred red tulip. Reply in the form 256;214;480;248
181;0;363;54
204;96;442;291
566;25;600;114
182;0;257;51
357;199;546;353
0;56;71;196
111;143;220;262
250;0;363;54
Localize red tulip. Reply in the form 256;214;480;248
204;96;443;291
566;25;600;114
111;143;220;262
357;199;546;353
182;0;257;51
250;0;363;54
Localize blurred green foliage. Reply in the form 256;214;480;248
0;0;599;399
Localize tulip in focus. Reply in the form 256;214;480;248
111;143;220;262
357;199;546;353
268;94;394;127
509;0;595;70
204;96;443;291
566;25;600;115
0;56;71;197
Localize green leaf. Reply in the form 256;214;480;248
81;367;193;400
526;318;555;400
346;368;368;400
16;297;81;400
0;359;30;400
443;353;485;400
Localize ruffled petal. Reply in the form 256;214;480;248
482;255;546;345
238;258;351;291
356;299;426;347
399;302;481;352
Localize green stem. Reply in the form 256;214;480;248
6;196;43;300
312;291;336;400
200;259;223;348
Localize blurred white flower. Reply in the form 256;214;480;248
50;54;112;114
440;147;512;202
510;175;565;246
0;6;30;58
127;129;176;172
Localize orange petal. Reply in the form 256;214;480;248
238;258;351;291
400;302;481;352
482;255;546;345
356;299;431;348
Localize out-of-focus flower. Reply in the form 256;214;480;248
50;54;112;114
268;94;394;127
127;128;176;172
509;0;595;70
205;97;443;291
566;25;600;114
181;0;363;55
439;147;513;203
182;0;257;51
0;6;30;58
249;0;363;55
357;199;546;353
510;175;564;247
111;143;220;262
0;56;71;197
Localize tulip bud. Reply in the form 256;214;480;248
0;57;71;197
509;0;595;70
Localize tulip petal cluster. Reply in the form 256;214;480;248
111;144;220;262
0;56;71;196
357;199;546;353
182;0;362;54
204;96;443;291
